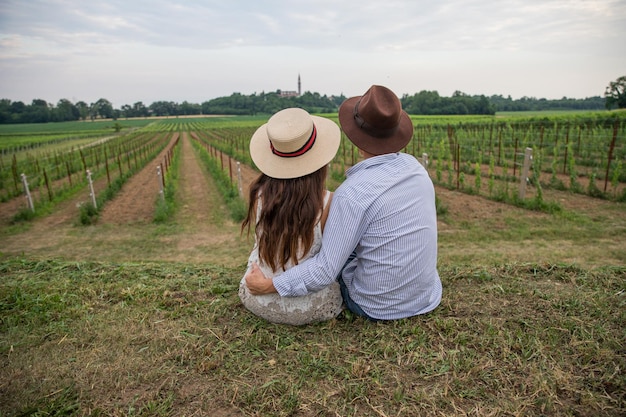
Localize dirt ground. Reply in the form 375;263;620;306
98;134;181;224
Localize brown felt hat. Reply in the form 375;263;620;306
250;108;340;179
338;85;413;155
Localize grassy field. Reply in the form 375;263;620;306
1;191;625;416
0;114;625;416
1;259;624;416
0;119;155;135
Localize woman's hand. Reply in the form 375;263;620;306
245;263;277;295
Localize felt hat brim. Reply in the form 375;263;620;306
338;87;413;155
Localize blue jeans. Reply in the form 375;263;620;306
337;253;378;322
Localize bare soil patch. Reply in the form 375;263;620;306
98;133;180;224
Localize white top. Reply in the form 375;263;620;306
238;190;343;325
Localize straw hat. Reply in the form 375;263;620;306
338;85;413;155
250;108;340;179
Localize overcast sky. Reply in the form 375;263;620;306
1;0;625;108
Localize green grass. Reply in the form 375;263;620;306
495;110;610;117
0;119;155;155
153;141;182;223
0;119;154;135
0;259;624;416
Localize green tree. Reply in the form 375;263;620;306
133;101;148;117
26;99;50;123
150;101;179;117
180;101;201;115
120;102;149;118
76;101;90;120
120;104;132;118
90;98;114;119
604;75;626;109
0;99;12;123
53;99;79;122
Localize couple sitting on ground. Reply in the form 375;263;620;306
238;85;442;325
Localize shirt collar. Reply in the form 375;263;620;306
346;153;399;177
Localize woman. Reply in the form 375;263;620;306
238;107;343;325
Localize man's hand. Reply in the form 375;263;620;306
245;263;278;295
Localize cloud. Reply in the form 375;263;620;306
0;0;624;103
2;0;624;52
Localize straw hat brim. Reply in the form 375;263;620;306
250;115;340;179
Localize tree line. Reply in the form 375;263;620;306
0;86;617;125
0;91;345;124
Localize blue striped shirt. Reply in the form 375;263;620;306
272;152;442;320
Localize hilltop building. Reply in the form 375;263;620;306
278;74;301;97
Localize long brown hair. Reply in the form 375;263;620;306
242;165;328;272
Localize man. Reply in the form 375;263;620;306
245;85;442;321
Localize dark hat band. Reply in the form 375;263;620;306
353;98;399;138
270;124;317;158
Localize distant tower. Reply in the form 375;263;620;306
298;73;301;96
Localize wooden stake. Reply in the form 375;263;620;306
518;148;533;200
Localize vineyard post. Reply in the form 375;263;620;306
421;153;429;168
518;148;533;199
456;143;460;189
497;127;502;165
21;173;34;212
447;124;456;167
604;119;619;192
228;156;233;183
562;124;570;174
156;165;164;201
513;135;519;177
237;162;243;197
104;154;111;187
117;154;123;178
86;170;97;209
43;169;52;201
50;154;58;179
12;154;19;194
489;123;494;154
79;149;87;171
66;161;72;186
